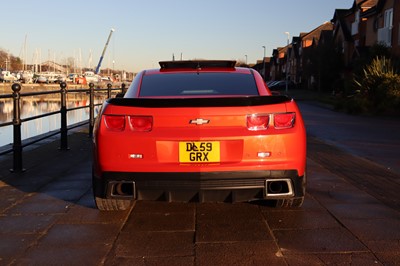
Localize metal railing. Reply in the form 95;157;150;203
0;82;127;172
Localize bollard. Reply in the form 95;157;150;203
107;83;112;99
59;82;69;150
10;83;24;172
88;83;95;137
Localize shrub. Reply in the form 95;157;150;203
353;57;400;114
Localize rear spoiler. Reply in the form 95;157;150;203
159;60;236;69
106;95;292;108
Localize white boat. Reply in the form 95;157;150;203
34;74;47;83
21;71;34;83
83;71;101;84
0;71;17;82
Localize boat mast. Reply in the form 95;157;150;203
95;28;115;74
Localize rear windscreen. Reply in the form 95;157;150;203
139;72;258;97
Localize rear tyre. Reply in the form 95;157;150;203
275;171;306;208
92;171;134;211
275;197;304;208
94;197;133;211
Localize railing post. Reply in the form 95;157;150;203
107;83;112;98
89;82;95;137
59;82;69;150
11;83;24;172
121;83;126;94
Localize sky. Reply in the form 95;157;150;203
1;0;354;73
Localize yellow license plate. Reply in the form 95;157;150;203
179;141;220;163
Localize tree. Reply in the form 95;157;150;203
0;49;22;71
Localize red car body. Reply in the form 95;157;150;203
92;60;306;210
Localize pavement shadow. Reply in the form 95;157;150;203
0;129;95;213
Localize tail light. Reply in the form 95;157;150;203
247;114;269;131
129;116;153;131
247;112;295;131
103;115;153;132
274;112;295;129
104;115;125;131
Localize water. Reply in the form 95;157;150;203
0;93;107;147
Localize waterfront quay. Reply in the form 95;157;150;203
0;82;123;94
0;82;127;149
0;100;400;265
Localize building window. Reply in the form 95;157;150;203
378;8;393;47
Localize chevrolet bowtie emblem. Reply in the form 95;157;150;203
189;118;210;125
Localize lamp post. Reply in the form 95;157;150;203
262;46;266;80
284;32;290;93
245;55;247;65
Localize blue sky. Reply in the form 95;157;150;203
1;0;354;73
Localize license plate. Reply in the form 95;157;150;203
179;141;220;163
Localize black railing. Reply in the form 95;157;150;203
0;82;127;172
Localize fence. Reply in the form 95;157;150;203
0;82;126;172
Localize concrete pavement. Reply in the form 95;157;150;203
298;101;400;175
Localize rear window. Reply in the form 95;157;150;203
139;72;258;97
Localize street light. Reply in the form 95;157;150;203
245;55;248;65
284;32;290;93
262;46;266;80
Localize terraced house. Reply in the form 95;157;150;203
266;0;400;92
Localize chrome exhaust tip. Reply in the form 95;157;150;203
265;179;294;197
108;181;136;199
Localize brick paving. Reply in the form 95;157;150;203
0;127;399;265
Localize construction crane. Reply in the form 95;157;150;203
95;28;115;74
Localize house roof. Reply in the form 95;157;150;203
332;8;353;42
319;30;334;45
360;0;386;17
301;22;334;46
359;0;379;8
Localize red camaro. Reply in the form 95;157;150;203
92;60;306;211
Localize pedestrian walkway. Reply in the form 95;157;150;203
1;127;400;265
0;129;129;265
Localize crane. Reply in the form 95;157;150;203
95;28;115;74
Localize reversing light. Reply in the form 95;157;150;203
129;116;153;131
104;115;125;131
258;152;271;158
274;113;295;129
247;114;269;131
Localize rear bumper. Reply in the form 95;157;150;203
93;170;306;202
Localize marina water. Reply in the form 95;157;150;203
0;93;105;147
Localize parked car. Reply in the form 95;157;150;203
67;73;79;83
92;60;307;211
267;80;296;91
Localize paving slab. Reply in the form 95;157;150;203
16;245;110;266
196;203;273;243
123;201;195;232
0;234;39;265
111;231;195;258
283;252;382;266
274;227;369;253
263;209;340;230
195;241;286;266
106;255;194;266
